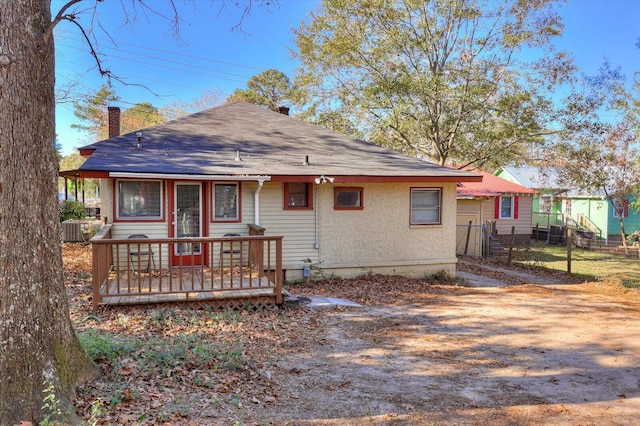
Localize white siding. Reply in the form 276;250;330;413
207;181;256;237
258;182;318;272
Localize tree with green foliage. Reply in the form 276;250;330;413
121;102;166;133
59;200;86;222
554;63;640;253
71;84;120;140
293;0;575;169
72;85;165;141
227;68;297;111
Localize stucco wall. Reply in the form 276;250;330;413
99;179;114;225
313;182;458;280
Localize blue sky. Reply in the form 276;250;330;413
52;0;640;156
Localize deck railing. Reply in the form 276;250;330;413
90;225;283;308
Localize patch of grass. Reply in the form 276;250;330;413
138;334;250;377
77;330;138;365
516;242;640;288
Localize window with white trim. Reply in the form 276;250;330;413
213;183;239;221
410;188;441;224
500;195;514;219
117;180;162;219
539;195;552;214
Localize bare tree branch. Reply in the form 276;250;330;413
44;0;85;41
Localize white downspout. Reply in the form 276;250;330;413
314;183;319;249
254;179;265;225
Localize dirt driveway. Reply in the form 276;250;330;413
64;243;640;425
269;271;640;425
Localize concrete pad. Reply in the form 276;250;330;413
305;297;363;308
456;270;508;287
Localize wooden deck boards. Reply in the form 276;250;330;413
100;270;275;306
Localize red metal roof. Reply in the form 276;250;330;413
456;169;537;198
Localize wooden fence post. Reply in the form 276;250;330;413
464;220;472;255
567;228;572;274
484;228;491;259
507;226;516;265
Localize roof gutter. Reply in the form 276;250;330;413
108;172;271;182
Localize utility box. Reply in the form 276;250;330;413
61;220;99;242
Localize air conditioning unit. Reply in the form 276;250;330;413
62;221;87;242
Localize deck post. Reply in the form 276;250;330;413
91;243;102;308
275;237;283;304
248;224;265;275
90;224;113;308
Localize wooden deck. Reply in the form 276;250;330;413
101;269;276;306
91;225;284;309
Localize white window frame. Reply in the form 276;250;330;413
540;195;552;214
116;179;163;220
500;195;514;219
410;188;441;225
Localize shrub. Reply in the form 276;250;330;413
59;199;85;222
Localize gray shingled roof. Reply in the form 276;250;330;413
79;101;478;181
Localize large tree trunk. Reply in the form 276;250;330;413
0;1;99;424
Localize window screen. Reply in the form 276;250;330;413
117;180;162;219
214;183;239;220
411;188;441;224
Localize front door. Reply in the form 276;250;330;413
172;183;205;266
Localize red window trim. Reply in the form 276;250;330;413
284;182;313;210
113;178;165;223
211;181;242;223
334;187;364;210
495;195;519;220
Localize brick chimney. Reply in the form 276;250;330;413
277;106;290;116
107;106;121;138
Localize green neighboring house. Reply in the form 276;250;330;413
495;166;640;244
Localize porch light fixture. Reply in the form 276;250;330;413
136;132;142;148
315;175;334;185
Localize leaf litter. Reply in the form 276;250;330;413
64;243;640;425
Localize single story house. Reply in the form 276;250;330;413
495;165;640;244
71;102;480;306
456;169;536;256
